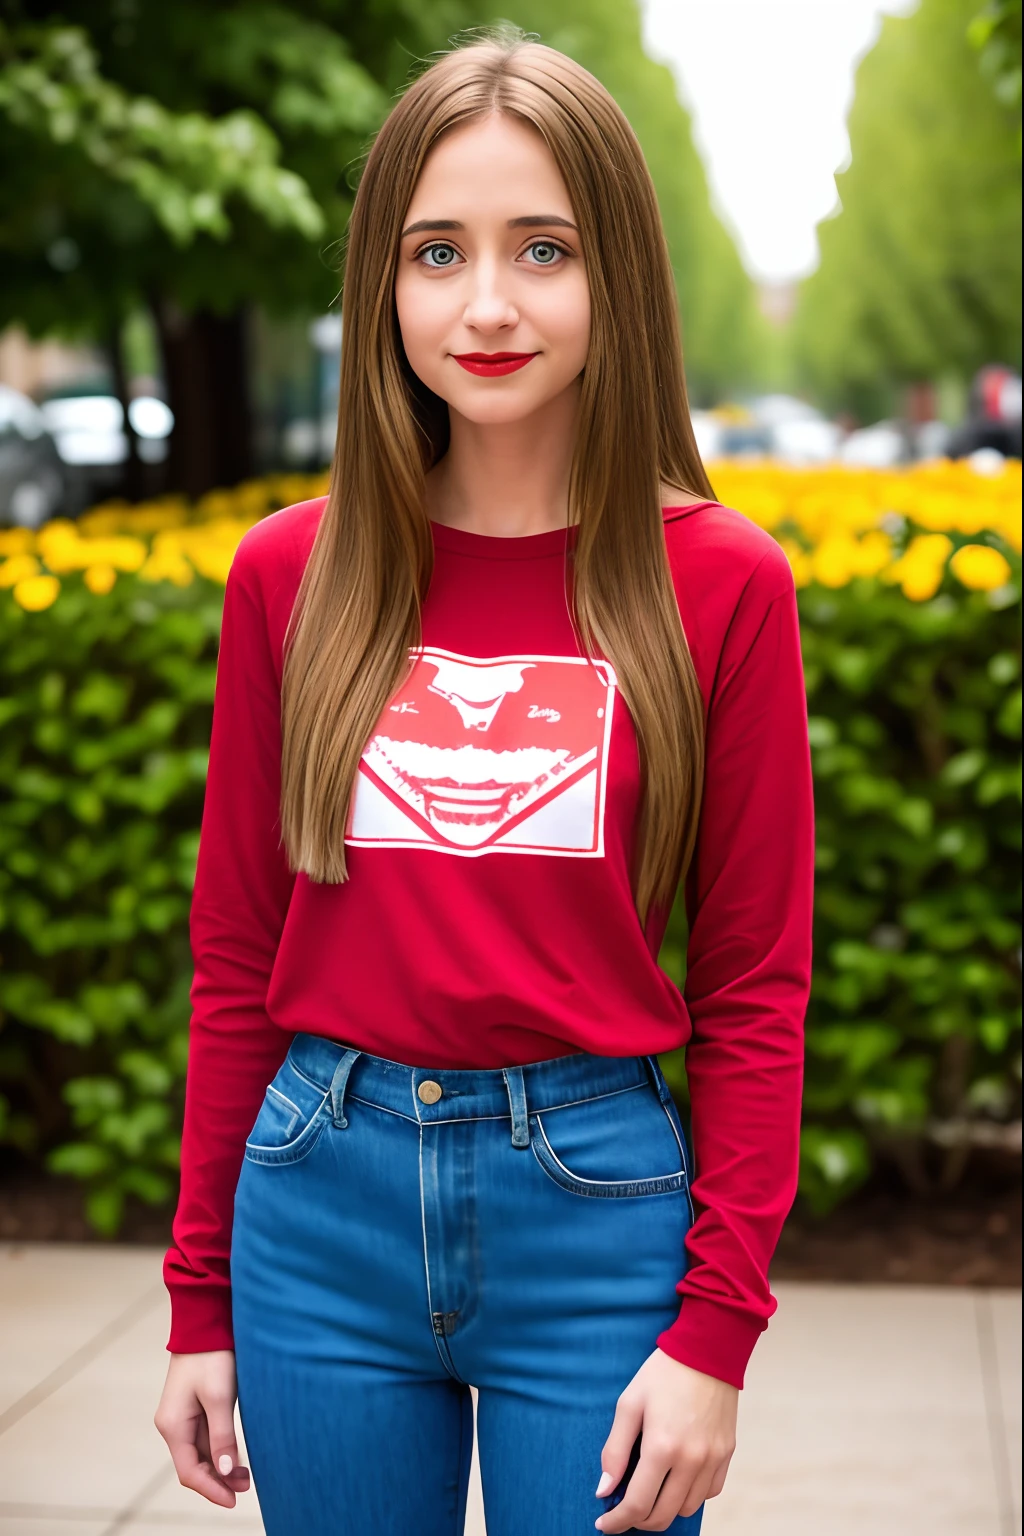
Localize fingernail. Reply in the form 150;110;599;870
595;1471;614;1496
218;1454;233;1474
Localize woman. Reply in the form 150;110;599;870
154;29;814;1536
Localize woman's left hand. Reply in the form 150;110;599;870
594;1349;738;1532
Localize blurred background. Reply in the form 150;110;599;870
0;2;1020;1534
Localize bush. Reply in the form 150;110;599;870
0;463;1020;1227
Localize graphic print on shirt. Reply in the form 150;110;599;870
346;647;618;857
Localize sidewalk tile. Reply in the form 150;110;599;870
985;1288;1021;1524
2;1245;1019;1536
0;1522;109;1535
701;1283;1003;1536
0;1281;169;1509
0;1243;162;1420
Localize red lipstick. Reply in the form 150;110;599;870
452;351;539;377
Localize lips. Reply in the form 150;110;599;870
452;351;539;377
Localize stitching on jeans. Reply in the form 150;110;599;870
418;1121;459;1382
534;1111;686;1187
658;1094;697;1222
658;1096;687;1170
346;1096;418;1125
265;1083;301;1119
296;1079;647;1126
537;1082;646;1114
244;1101;330;1158
287;1059;332;1094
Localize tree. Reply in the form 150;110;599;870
0;3;758;497
0;5;388;496
791;0;1021;420
969;0;1022;146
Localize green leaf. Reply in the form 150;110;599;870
807;716;840;750
84;1183;125;1236
116;1050;172;1095
79;981;148;1033
799;1127;871;1215
45;1141;113;1178
829;647;875;693
892;796;933;837
976;763;1022;804
988;652;1020;686
997;688;1022;738
120;1165;172;1205
28;1000;95;1044
64;1077;125;1115
941;748;987;786
71;673;132;724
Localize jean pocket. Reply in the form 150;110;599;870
244;1056;331;1166
529;1079;690;1199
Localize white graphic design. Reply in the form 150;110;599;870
346;647;617;857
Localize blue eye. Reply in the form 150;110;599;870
420;243;461;268
523;241;564;266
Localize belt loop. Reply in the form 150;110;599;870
330;1048;361;1128
502;1065;530;1149
643;1054;673;1106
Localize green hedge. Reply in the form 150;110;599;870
663;575;1022;1211
0;560;1020;1231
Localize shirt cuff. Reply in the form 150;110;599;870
165;1281;235;1355
656;1296;767;1390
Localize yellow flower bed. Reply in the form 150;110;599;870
709;459;1020;601
0;461;1019;612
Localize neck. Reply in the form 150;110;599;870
426;382;580;537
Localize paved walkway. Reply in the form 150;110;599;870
0;1243;1018;1535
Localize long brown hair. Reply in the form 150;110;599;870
279;28;711;922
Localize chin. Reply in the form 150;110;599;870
450;395;551;426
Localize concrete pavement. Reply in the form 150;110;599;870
0;1242;1018;1535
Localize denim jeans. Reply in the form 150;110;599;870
231;1031;705;1535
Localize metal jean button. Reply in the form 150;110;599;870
418;1080;443;1104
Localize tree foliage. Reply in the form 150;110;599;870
0;1;759;419
792;0;1021;420
969;0;1023;134
0;6;388;337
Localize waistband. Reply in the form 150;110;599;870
286;1031;672;1150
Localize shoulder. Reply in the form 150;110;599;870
230;495;327;593
662;499;795;608
660;500;797;701
223;496;327;671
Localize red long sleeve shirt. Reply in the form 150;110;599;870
163;495;814;1390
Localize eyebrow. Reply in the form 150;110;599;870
400;214;578;237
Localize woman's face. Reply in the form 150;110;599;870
394;112;590;427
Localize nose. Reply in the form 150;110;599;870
461;254;518;334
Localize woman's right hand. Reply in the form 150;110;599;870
154;1350;252;1506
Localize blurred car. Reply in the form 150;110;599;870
770;415;843;463
37;384;175;506
0;384;67;528
749;394;843;463
838;420;909;468
706;394;842;463
689;409;725;461
698;401;772;459
911;419;951;461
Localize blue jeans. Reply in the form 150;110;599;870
231;1032;705;1535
